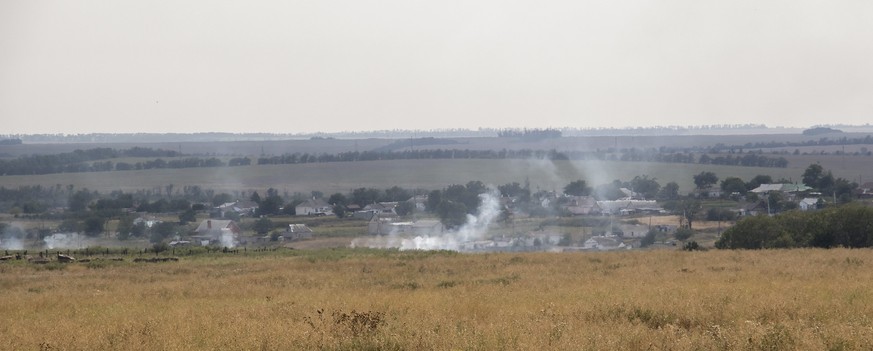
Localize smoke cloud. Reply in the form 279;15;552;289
0;237;24;250
219;228;236;248
43;233;94;249
352;188;501;251
0;223;27;250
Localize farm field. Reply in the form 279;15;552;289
0;158;825;195
2;248;872;350
3;131;873;156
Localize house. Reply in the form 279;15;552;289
596;200;663;216
295;198;333;216
233;200;259;216
216;200;259;217
749;183;813;194
367;217;443;235
799;198;820;211
858;182;873;198
192;219;242;246
741;201;769;216
133;216;161;228
407;195;428;211
562;196;598;216
284;224;313;241
363;202;397;215
692;187;722;198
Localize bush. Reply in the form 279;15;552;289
640;230;658;248
674;228;693;241
682;241;704;251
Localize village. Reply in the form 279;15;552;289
63;175;866;254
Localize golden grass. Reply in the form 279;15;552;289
2;249;873;350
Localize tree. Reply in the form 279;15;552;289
498;182;527;198
659;182;680;200
640;230;657;247
678;200;702;230
437;200;468;229
563;180;592;196
802;164;824;188
746;175;773;191
395;201;415;217
720;177;747;195
674;228;693;241
131;222;147;238
706;208;737;221
693;172;718;189
68;189;94;212
351;188;381;207
715;215;792;249
150;222;176;243
384;186;411;202
116;216;134;240
426;190;442;212
253;218;273;235
249;191;262;204
630;175;660;199
257;192;283;216
212;193;233;207
83;216;105;237
179;209;197;224
332;204;346;218
328;193;349;207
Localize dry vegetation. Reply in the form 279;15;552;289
2;248;873;350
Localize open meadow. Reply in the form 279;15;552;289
2;248;873;350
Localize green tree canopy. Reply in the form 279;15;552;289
563;180;592;196
693;172;719;189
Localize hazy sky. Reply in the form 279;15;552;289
2;1;872;134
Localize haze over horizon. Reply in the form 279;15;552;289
2;1;872;134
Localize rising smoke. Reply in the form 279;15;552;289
44;233;93;249
219;228;236;248
0;223;26;250
352;188;502;251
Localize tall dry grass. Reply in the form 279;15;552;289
2;249;872;350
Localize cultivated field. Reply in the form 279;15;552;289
2;249;872;350
0;158;817;195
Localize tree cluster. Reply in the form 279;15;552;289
716;204;873;249
0;147;178;175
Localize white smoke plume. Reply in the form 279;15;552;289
219;228;236;248
1;223;27;250
0;237;24;250
352;188;502;251
43;233;93;249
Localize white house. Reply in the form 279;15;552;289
799;198;820;211
295;198;333;216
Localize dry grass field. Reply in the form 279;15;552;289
2;248;873;350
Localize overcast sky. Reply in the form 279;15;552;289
2;1;872;134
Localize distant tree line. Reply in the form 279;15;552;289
0;147;180;175
0;138;22;145
257;148;788;168
497;128;562;139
